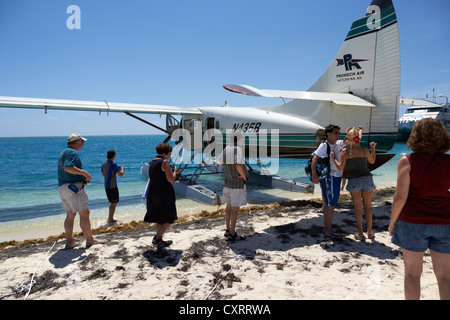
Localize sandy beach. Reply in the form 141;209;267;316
0;188;441;302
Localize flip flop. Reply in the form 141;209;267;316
367;232;375;240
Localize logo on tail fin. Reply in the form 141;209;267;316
336;54;369;71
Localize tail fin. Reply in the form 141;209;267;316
310;0;400;128
272;0;400;151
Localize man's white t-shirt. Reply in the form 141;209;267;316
315;140;345;177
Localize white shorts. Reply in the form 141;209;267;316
59;182;89;213
222;186;247;207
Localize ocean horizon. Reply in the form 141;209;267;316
0;134;407;242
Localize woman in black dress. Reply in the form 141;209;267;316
144;143;179;248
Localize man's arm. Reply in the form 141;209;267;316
311;154;320;184
117;166;125;177
236;164;247;182
64;166;92;183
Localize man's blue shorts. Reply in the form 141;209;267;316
319;175;342;207
392;220;450;254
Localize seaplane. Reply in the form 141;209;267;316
0;0;400;204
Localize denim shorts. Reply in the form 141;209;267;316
392;220;450;254
346;175;376;193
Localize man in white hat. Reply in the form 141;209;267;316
57;133;95;249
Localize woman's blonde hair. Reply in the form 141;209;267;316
407;118;450;154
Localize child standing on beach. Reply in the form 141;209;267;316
102;150;125;224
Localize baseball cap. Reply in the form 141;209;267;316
68;133;87;142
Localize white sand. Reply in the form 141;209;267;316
0;189;441;301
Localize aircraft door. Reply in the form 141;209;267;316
184;118;202;151
166;114;180;134
205;117;216;144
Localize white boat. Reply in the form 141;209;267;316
397;96;450;141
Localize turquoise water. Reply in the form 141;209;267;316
0;135;408;241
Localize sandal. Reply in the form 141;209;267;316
152;236;173;248
227;232;246;241
324;232;339;239
354;233;366;241
367;232;375;240
224;229;231;238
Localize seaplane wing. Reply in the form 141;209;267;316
0;96;203;116
400;97;441;107
223;84;375;108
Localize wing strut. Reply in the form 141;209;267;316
124;112;171;142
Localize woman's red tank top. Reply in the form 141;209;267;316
399;153;450;225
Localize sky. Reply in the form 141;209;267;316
0;0;449;137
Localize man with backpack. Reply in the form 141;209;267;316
311;124;346;238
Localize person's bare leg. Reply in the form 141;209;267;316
323;206;334;236
362;190;374;238
229;206;240;235
108;202;118;223
79;209;95;245
430;250;450;300
402;249;424;300
64;211;77;247
155;223;171;240
350;191;364;239
225;203;232;233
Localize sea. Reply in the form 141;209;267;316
0;135;409;242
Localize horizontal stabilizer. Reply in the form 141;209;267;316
223;84;375;107
400;97;441;107
0;96;203;115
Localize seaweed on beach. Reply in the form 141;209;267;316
142;248;183;269
87;268;110;281
31;270;64;294
111;246;134;264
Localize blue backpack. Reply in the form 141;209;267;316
305;142;331;182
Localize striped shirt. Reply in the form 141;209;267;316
219;145;248;189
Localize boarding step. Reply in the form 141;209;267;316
141;163;221;205
173;179;221;205
248;170;314;193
